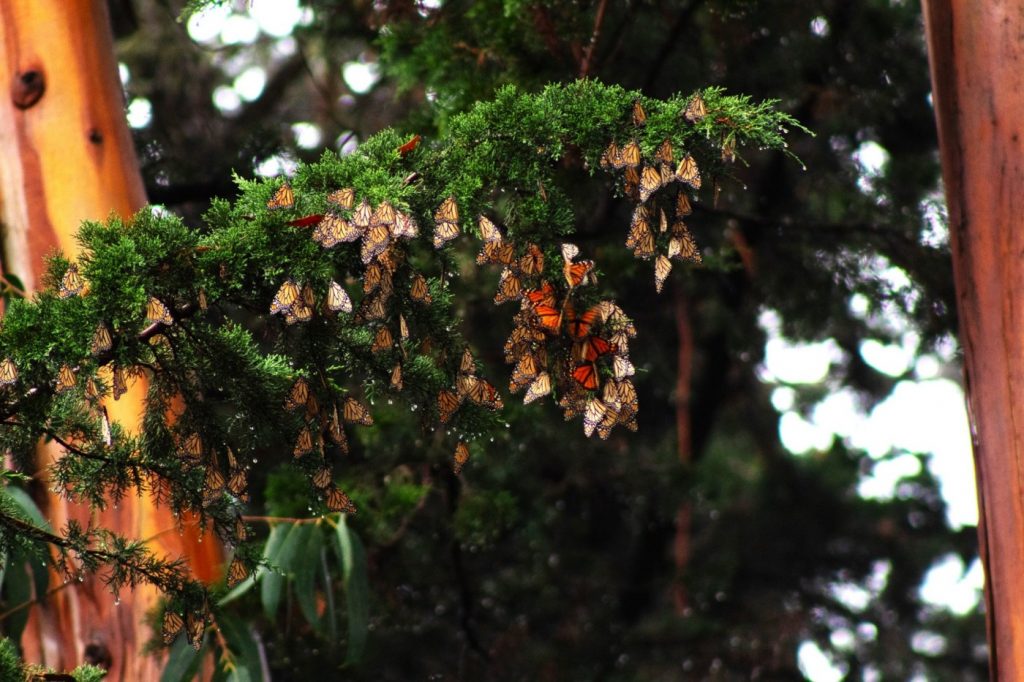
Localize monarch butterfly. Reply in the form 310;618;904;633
668;223;702;263
284;301;313;325
361;224;392;265
185;611;206;650
524;281;556;309
458;348;477;375
453;441;470;474
533;304;563;335
226;556;248;588
284;378;310;411
343;397;374;425
433;196;460;248
371;325;393;354
623;166;640;200
478;241;516;266
494;268;523;305
561;243;595;288
182;432;203;462
523;371;551;405
600;141;621;169
147;296;174;326
391;362;403;391
577;335;615;362
572;362;600;391
654;254;673;293
294;426;315;458
437;389;462;424
59;264;85;299
327;187;355;209
393;211;420;239
654;139;674;166
325;486;356;513
478;215;503;243
286;213;323;228
327;281;353;313
312;465;333;490
565;304;601;340
631;100;647;127
721;135;737;163
99;406;112;447
356;292;388;322
326;404;349;452
351;199;373;229
398;134;422;157
85;378;100;402
162;611;184;645
613;354;636;379
55;364;76;393
198;289;208;311
583;397;609;438
363;263;386;294
313;213;360;248
636;165;662;204
684;93;707;123
204;466;225;502
410;273;432;304
628;220;656;260
371;201;397;228
676;191;693;217
518;243;545;275
267;183;295;210
676;154;701;189
270;278;300;315
504;325;544;363
509;354;540;392
462;377;503;409
227;466;249;501
91;323;113;356
112;365;128;400
399;314;410;341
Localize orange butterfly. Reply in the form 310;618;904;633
391;362;403;391
453;441;470;474
398;134;422;157
654;254;672;293
343;397;374;425
676;154;701;189
564;304;600;340
493;268;523;305
351;199;373;229
532;304;563;335
226;556;249;588
631;100;647;126
577;335;614;362
55;364;76;393
654;139;674;166
561;243;595;288
91;323;113;356
676;191;693;217
267;183;295;210
327;187;355;209
509;354;540;393
361;224;392;265
286;214;323;228
270;278;300;315
572;362;600;391
313;213;361;248
478;241;516;266
668;222;702;264
371;326;394;354
583;397;609;438
518;243;545;275
59;264;86;299
684;93;707;123
371;201;397;228
638;165;663;203
478;215;503;243
284;377;310;411
162;611;184;645
410;273;432;304
437;389;461;424
524;281;556;308
433;196;460;248
146;296;174;326
312;465;334;490
112;365;128;400
522;371;551;405
325;486;357;513
393;211;419;239
327;280;353;313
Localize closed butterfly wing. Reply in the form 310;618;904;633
399;314;410;341
639;165;663;203
565;305;599;339
294;426;315;458
493;268;522;305
147;296;174;325
572;363;600;391
327;281;353;313
285;302;313;325
631;224;656;260
327;187;355;209
112;365;128;400
343;397;374;425
185;611;206;650
676;154;701;189
675;191;693;217
393;211;420;239
351;199;373;229
509;354;539;393
313;213;359;248
59;264;85;299
478;215;503;243
391;362;403;391
626;206;651;249
524;281;556;309
620;140;641;168
270;279;300;315
371;326;393;354
284;378;310;411
654;254;672;293
654;139;675;166
267;183;295;210
631;100;647;126
518;243;545;275
669;222;702;263
226;556;248;588
56;364;76;393
433;197;460;248
583;398;608;438
325;486;357;513
600;141;622;169
312;465;334;490
162;611;184;645
361;224;392;265
453;441;470;474
684;92;707;123
533;304;562;335
410;274;432;304
371;201;397;228
523;372;551;405
357;293;388;322
478;241;516;266
91;323;113;356
613;354;636;379
437;389;462;424
99;406;112;447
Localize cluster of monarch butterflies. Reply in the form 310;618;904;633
601;95;707;292
472;212;640;438
161;605;209;651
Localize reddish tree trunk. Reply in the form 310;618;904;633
922;3;1024;678
0;2;221;679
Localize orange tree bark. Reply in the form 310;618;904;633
0;2;221;679
923;3;1024;678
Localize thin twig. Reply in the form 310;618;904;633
578;0;609;78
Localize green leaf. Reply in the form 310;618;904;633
159;636;203;682
333;516;369;664
260;522;300;618
2;556;31;643
293;524;324;629
216;611;266;682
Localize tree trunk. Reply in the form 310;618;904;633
0;2;221;679
922;3;1024;678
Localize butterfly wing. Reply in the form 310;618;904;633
267;183;295;210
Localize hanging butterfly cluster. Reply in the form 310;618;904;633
472;214;639;437
601;96;707;292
